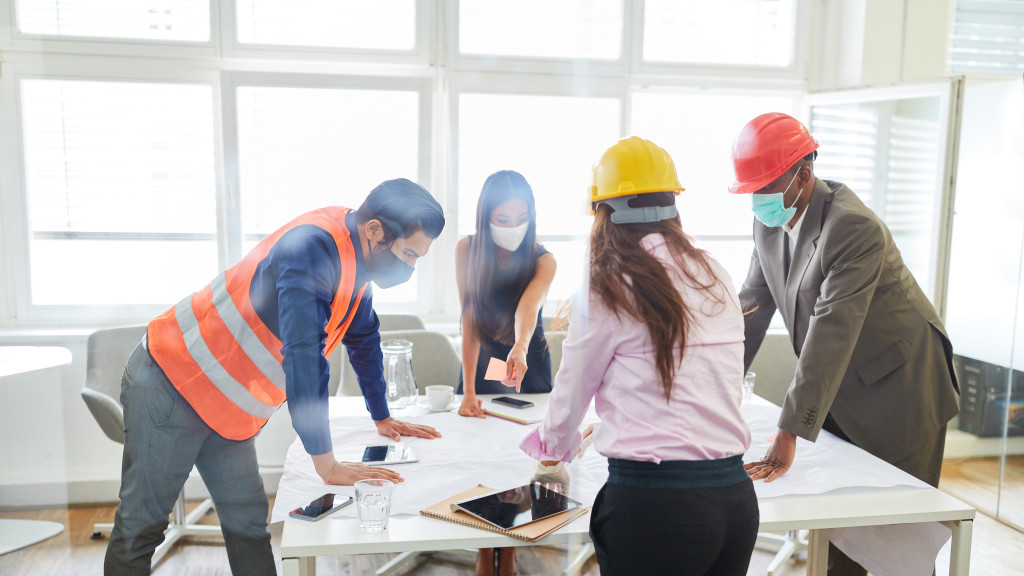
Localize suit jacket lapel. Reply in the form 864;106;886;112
784;178;829;335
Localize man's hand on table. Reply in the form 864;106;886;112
311;452;405;485
744;428;796;482
375;417;442;442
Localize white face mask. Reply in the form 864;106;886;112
489;222;529;252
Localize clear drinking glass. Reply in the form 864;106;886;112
743;371;756;402
381;339;417;409
355;478;393;532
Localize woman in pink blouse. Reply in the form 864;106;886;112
521;137;758;575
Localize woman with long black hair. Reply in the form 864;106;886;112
455;170;556;576
456;170;557;415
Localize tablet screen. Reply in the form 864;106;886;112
361;443;418;465
453;483;582;530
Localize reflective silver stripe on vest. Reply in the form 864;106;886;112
175;294;277;419
209;274;287;391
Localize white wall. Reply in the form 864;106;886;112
810;0;956;91
0;331;291;507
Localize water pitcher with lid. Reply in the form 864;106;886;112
381;339;417;409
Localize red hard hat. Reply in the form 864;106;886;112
728;112;819;194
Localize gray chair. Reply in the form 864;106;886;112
547;330;567;382
747;331;799;407
335;329;461;397
82;325;222;566
748;331;806;575
378;313;426;332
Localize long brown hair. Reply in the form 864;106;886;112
589;192;726;400
463;171;539;345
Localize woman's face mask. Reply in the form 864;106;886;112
366;237;414;289
489;222;529;252
751;169;801;228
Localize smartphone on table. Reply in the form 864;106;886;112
492;396;535;409
289;493;353;521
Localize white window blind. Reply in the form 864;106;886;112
810;98;943;300
457;92;621;302
236;0;415;50
630;92;797;290
236;85;421;304
951;0;1024;75
21;79;218;306
643;0;796;67
459;0;623;59
16;0;210;41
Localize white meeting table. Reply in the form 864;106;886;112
0;346;72;555
277;394;974;576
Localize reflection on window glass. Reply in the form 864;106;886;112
950;0;1024;75
460;0;622;59
458;93;621;239
237;85;421;304
236;0;415;49
17;0;210;41
21;79;217;305
811;98;942;300
630;92;796;238
644;0;795;67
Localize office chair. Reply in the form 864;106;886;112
377;313;426;332
336;329;461;397
81;325;223;566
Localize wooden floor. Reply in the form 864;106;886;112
2;472;1024;576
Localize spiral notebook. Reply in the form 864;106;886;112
419;485;588;542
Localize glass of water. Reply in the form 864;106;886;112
743;371;756;403
355;479;393;532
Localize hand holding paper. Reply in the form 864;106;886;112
484;357;522;392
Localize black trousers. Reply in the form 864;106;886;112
589;479;759;576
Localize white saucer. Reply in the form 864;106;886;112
417;398;457;412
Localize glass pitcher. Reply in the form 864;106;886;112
381;339;417;409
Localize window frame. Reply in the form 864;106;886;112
0;0;817;328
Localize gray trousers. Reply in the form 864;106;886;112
104;342;275;576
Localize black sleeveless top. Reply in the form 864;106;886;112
458;239;552;395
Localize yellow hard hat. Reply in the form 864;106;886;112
590;136;684;204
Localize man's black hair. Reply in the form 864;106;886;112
356;178;445;242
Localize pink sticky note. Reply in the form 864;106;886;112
484;357;507;381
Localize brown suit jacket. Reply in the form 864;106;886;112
740;178;960;470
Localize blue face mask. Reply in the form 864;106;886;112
751;170;800;228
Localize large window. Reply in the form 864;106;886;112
1;0;808;326
16;0;211;41
236;0;416;50
457;91;622;302
236;83;423;304
643;0;797;67
20;79;218;306
630;91;798;289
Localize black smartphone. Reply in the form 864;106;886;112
492;396;535;409
288;493;353;522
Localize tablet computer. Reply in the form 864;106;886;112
361;443;418;466
451;482;582;530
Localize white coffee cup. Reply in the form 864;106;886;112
425;385;454;410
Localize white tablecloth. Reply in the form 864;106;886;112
270;396;949;576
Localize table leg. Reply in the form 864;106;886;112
282;556;316;576
943;519;973;576
805;529;828;576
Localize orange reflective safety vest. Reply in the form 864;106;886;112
148;206;368;441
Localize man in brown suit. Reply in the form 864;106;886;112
730;113;960;576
